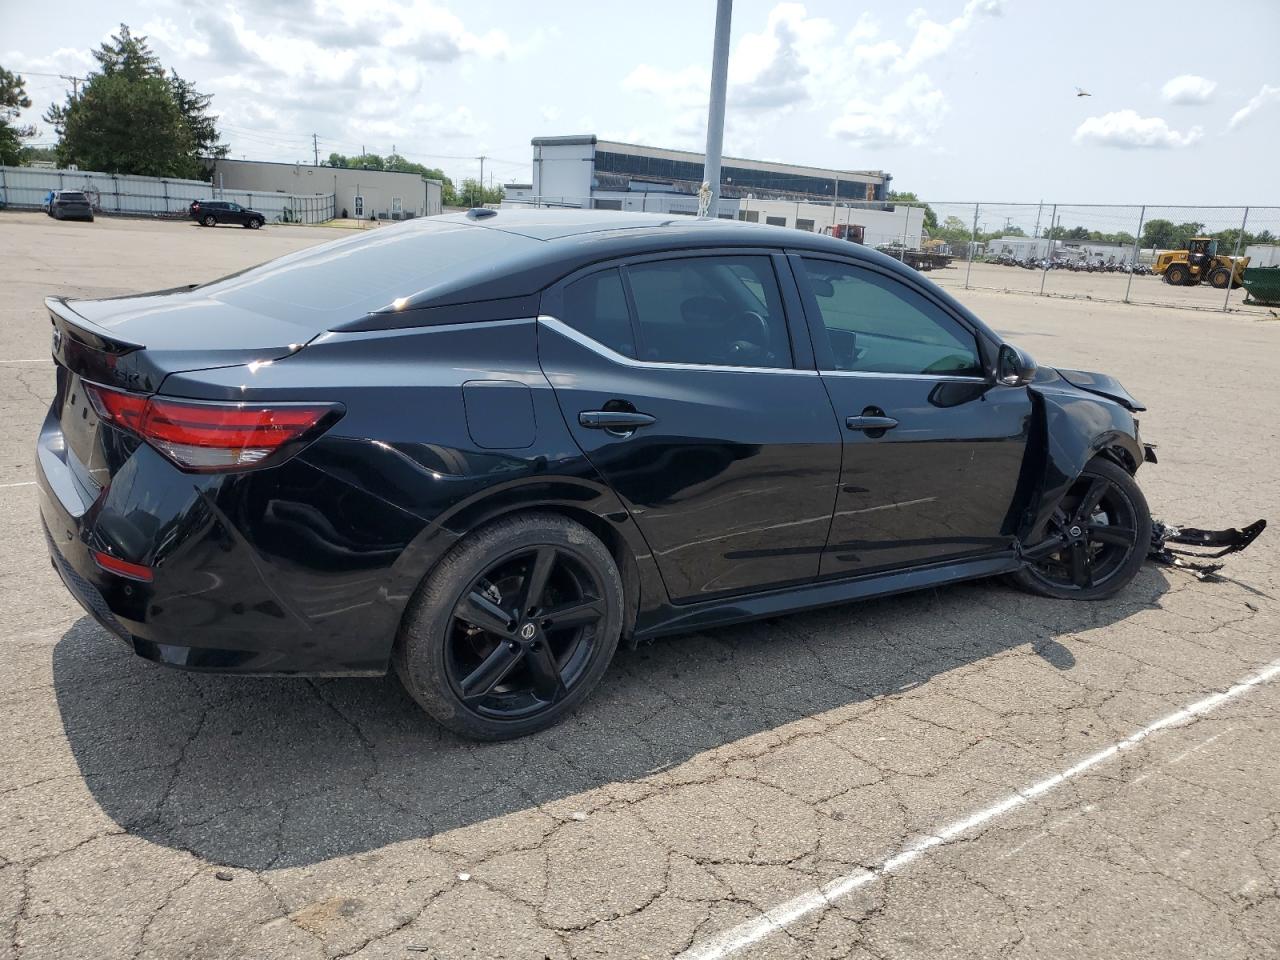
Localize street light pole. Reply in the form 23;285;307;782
700;0;733;218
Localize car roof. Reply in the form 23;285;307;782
367;209;916;312
206;208;996;343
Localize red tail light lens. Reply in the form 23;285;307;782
93;550;153;582
84;383;341;472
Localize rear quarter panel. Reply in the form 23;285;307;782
153;318;659;668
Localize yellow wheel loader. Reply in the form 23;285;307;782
1154;237;1249;288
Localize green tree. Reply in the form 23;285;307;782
168;70;226;161
1141;218;1206;250
457;178;504;207
43;25;221;178
889;190;937;232
327;151;460;205
19;145;56;165
93;23;162;79
934;214;973;248
55;71;193;176
326;151;386;170
984;225;1025;241
0;66;34;166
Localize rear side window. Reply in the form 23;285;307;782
801;259;981;376
561;269;635;358
626;256;792;368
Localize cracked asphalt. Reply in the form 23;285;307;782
2;212;1278;959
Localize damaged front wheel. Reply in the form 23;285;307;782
1013;456;1152;601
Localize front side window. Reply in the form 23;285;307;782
801;259;981;376
626;256;791;368
561;268;635;358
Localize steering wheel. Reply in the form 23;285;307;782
738;310;770;346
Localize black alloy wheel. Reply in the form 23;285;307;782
394;514;624;739
202;214;217;227
1013;457;1151;601
247;218;263;229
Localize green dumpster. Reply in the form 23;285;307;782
1241;267;1280;306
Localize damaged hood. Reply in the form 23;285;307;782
1052;367;1145;412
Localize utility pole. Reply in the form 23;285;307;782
477;155;486;203
60;74;82;99
312;133;319;167
701;0;733;218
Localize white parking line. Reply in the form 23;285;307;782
0;481;35;489
680;658;1280;960
0;359;51;364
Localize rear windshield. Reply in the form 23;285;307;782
196;219;540;326
58;192;87;201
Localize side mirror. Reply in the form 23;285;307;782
997;343;1037;386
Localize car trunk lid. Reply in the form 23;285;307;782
47;293;316;489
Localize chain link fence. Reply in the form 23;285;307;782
503;194;1280;316
0;165;336;224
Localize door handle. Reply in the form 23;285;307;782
846;415;899;432
579;410;657;431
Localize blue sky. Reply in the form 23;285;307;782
6;0;1278;203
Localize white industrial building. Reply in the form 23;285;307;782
503;136;921;246
209;158;443;220
522;135;888;209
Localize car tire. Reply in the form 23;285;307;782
247;218;263;229
394;513;625;740
203;215;217;227
1011;456;1152;601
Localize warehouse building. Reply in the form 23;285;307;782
209;158;443;220
521;135;892;217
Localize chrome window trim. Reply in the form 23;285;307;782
819;369;989;383
537;315;820;376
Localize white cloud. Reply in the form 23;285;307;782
1227;83;1280;130
1161;74;1216;105
622;64;708;105
729;4;833;110
829;73;948;147
1073;110;1202;148
896;0;1003;72
621;1;1001;154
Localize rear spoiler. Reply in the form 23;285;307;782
46;297;142;356
45;297;159;392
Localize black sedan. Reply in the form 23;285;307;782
38;211;1154;739
47;190;94;222
189;199;266;229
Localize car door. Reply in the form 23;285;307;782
224;202;245;225
791;254;1033;578
538;251;843;603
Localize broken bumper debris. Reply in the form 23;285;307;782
1149;519;1267;580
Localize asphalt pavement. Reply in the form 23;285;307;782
1;212;1277;959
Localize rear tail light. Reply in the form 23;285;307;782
93;550;153;582
84;382;342;472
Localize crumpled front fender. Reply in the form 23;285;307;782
1021;382;1144;542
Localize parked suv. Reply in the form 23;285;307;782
190;200;265;229
47;191;94;222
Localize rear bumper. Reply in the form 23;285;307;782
36;411;393;676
